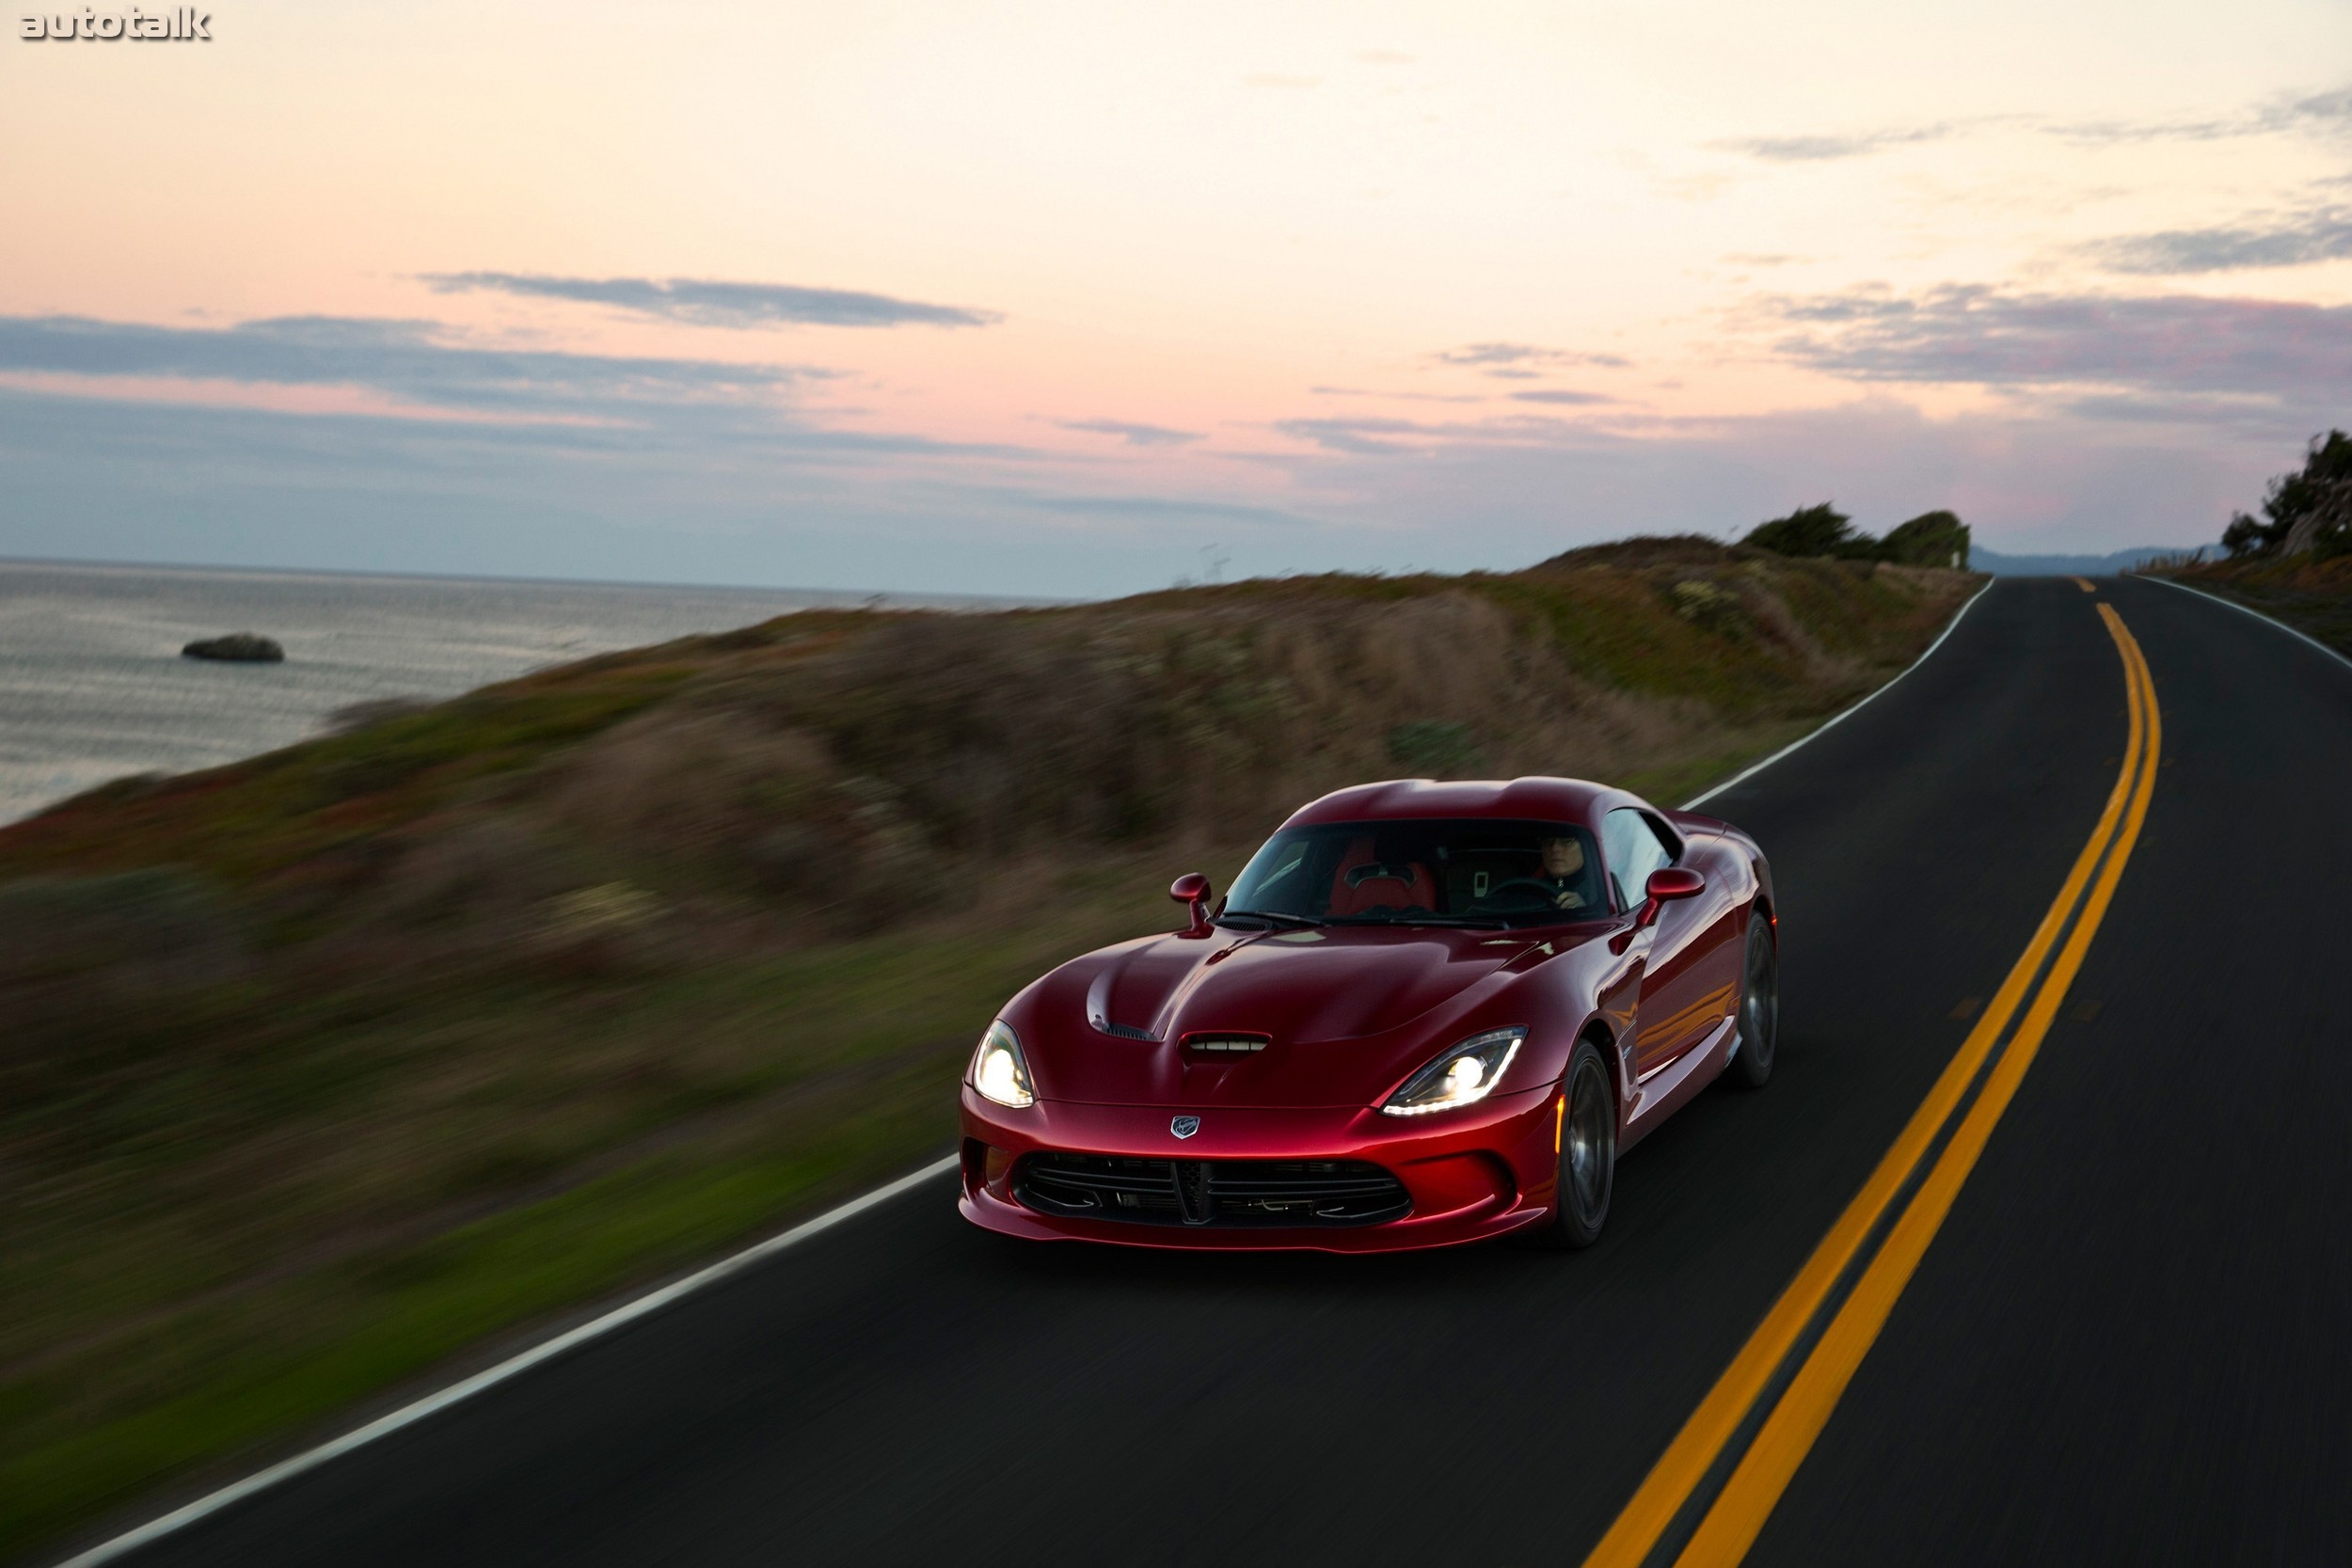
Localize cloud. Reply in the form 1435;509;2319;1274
2055;390;2323;437
1713;85;2352;165
0;387;1308;600
1354;50;1414;65
1307;385;1488;404
1001;489;1305;526
1270;396;2290;557
2055;85;2352;147
420;272;1001;330
1713;124;1960;164
1429;341;1632;370
1724;253;1808;267
0;313;819;420
1059;418;1201;447
1509;388;1613;405
2090;206;2352;274
1433;342;1550;366
1761;284;2352;410
1272;410;1610;456
1;385;2295;598
1242;72;1322;89
1275;416;1437;455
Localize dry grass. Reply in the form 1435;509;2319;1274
2146;552;2352;657
0;539;1977;1559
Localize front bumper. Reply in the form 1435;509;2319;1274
958;1084;1561;1252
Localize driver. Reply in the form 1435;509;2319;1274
1538;834;1591;911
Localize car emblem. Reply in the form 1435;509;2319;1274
1169;1115;1200;1139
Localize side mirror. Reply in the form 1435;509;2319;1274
1635;866;1706;929
1169;872;1214;937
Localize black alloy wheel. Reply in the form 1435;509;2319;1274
1539;1037;1616;1249
1725;910;1777;1089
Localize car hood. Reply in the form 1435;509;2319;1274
1023;924;1570;1108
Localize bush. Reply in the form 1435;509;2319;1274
1879;511;1972;569
1745;503;1971;568
1670;578;1744;632
1745;504;1862;559
2224;430;2352;560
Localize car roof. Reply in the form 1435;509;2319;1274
1280;777;1636;830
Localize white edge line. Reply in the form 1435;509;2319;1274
1679;577;1995;811
55;1154;961;1568
2137;572;2352;676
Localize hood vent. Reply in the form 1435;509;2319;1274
1183;1033;1271;1054
1093;1019;1156;1040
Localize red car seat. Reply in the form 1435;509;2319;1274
1327;836;1438;915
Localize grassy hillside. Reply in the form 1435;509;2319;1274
0;540;1977;1559
2146;552;2352;657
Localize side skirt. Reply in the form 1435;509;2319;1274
1621;1015;1738;1153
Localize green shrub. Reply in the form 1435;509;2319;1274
1746;503;1970;568
2223;430;2352;560
1879;511;1971;569
1744;503;1862;559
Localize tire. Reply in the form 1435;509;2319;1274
1535;1037;1616;1249
1725;911;1777;1089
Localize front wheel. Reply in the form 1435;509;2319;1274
1534;1038;1616;1249
1725;911;1777;1089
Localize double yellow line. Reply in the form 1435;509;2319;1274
1582;601;2162;1568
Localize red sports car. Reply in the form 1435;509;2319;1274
958;777;1777;1251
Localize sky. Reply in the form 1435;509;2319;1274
3;0;2349;597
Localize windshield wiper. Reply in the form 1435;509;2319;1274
1217;909;1327;930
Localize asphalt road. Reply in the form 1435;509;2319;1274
78;577;2352;1567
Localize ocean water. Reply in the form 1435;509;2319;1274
0;560;1017;826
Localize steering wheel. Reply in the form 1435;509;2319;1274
1481;877;1581;910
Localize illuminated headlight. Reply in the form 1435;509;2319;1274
1381;1027;1526;1116
968;1019;1035;1109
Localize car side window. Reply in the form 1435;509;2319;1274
1601;808;1676;912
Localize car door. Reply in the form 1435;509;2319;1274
1603;807;1728;1079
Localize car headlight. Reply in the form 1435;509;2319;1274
1381;1026;1526;1116
968;1019;1035;1109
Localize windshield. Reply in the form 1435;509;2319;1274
1222;817;1608;928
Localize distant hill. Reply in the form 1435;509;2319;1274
1972;545;2210;577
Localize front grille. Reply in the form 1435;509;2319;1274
1015;1153;1411;1227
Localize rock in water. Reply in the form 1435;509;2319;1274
181;632;285;663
